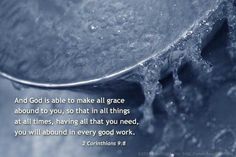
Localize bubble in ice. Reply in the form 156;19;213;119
227;86;236;100
164;101;177;117
212;129;236;153
88;24;98;33
170;154;175;157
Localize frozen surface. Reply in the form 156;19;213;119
0;0;221;84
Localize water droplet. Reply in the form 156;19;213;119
164;101;177;117
227;85;236;100
88;24;97;32
212;129;236;152
170;153;175;157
